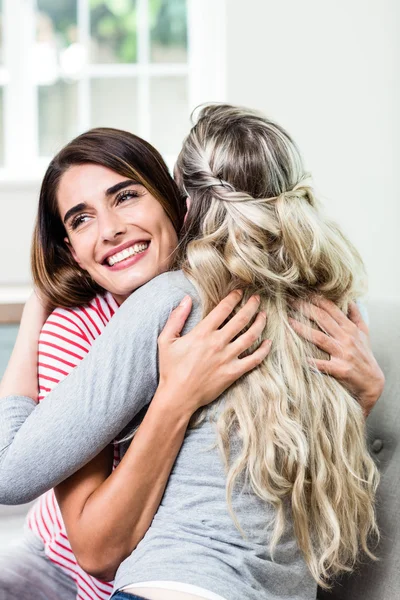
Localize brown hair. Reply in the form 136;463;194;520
32;127;185;309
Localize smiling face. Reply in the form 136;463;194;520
58;163;178;304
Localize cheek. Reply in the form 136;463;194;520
136;205;178;248
159;217;178;250
69;236;92;268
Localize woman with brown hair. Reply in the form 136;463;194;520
0;111;383;600
0;127;271;600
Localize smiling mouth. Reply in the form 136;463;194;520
105;242;150;267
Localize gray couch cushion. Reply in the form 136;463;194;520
319;299;400;599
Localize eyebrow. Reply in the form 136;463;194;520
63;180;139;225
63;202;88;225
105;179;139;197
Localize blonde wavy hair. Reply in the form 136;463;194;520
175;104;379;588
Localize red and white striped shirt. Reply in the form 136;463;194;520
26;292;120;600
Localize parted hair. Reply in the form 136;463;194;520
175;104;379;587
32;127;185;309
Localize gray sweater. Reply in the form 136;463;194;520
0;270;315;600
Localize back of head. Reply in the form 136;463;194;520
175;104;379;587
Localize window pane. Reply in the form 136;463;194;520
90;0;137;64
36;2;80;155
150;0;187;63
90;78;138;131
149;76;188;156
38;82;79;156
36;1;79;79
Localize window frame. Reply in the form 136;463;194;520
0;0;227;183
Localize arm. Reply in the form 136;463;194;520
289;298;385;416
0;274;268;504
0;277;176;504
55;392;192;582
55;292;270;581
0;291;48;400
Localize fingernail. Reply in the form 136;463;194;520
235;289;243;297
253;295;260;303
260;311;267;319
179;295;190;307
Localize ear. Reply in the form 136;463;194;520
64;236;83;268
184;196;191;224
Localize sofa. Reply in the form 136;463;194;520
319;299;400;599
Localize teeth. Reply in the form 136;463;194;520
107;242;149;266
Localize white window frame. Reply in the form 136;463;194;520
0;0;227;183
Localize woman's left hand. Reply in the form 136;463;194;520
289;298;385;417
156;291;271;418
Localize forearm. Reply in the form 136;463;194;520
0;341;157;504
0;311;41;400
59;388;192;580
0;277;186;504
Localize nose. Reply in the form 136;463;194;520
98;209;127;242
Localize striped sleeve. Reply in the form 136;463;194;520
0;272;188;504
37;309;93;401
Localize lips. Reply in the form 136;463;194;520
102;241;151;272
100;239;150;265
107;241;150;266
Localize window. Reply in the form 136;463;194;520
0;0;226;179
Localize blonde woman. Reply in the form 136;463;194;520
0;106;383;600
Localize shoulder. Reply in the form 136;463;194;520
125;270;198;310
105;271;200;336
144;270;197;294
43;293;118;345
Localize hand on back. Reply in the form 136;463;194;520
157;291;271;416
289;297;384;416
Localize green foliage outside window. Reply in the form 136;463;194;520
37;0;77;46
37;0;187;64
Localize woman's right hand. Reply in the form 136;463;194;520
289;298;384;417
156;291;271;418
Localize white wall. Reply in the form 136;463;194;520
0;0;398;301
0;182;40;286
225;0;399;300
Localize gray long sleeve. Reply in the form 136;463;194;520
0;272;194;505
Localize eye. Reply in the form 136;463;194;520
70;214;90;230
115;189;141;205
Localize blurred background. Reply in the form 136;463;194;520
0;0;398;544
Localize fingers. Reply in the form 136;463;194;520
307;358;336;376
312;296;362;336
219;295;261;343
236;340;272;376
293;300;342;338
289;318;341;356
158;295;193;343
200;290;244;331
229;311;267;357
348;301;369;335
307;358;352;382
308;296;350;328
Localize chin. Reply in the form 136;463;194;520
113;279;149;299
